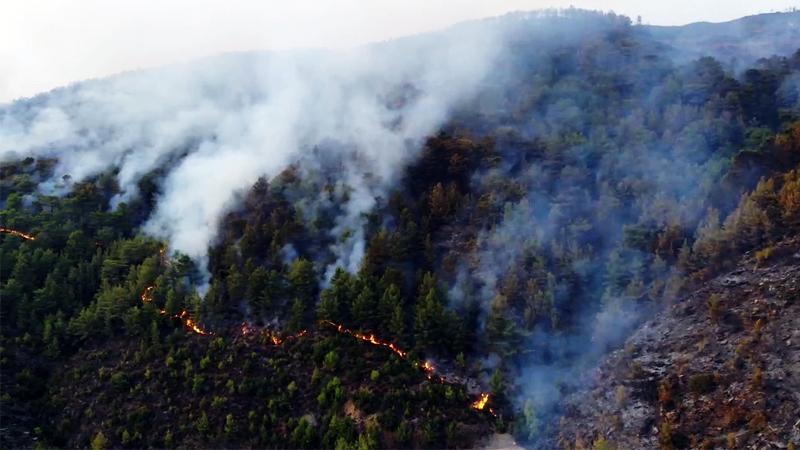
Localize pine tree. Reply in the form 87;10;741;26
414;287;444;352
378;284;402;329
318;268;354;323
351;282;377;330
389;303;406;343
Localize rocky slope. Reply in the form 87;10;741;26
557;237;800;449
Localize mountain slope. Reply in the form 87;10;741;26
1;9;800;450
557;237;800;449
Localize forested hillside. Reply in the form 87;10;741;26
1;9;799;449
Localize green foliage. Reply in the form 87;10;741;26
91;431;109;450
196;412;210;434
224;413;236;436
323;350;339;371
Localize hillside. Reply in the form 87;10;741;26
1;9;800;449
646;11;800;69
556;236;800;449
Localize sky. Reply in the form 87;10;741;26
1;0;798;103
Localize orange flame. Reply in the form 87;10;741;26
471;393;490;410
139;246;211;336
141;285;155;302
322;320;445;380
421;360;436;379
176;310;212;335
0;227;36;241
238;322;308;346
321;320;407;358
141;284;211;335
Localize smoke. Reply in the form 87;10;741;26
432;10;799;446
0;19;504;284
3;9;797;446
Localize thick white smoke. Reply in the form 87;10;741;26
0;20;503;282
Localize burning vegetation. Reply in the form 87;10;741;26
140;284;212;336
0;227;36;241
472;393;490;410
320;320;491;411
238;322;307;345
321;320;408;358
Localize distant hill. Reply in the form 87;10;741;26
646;11;800;70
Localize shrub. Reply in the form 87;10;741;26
91;431;109;450
658;379;673;408
755;246;775;265
110;372;128;391
196;412;210;434
593;437;614;450
747;410;767;431
614;385;627;407
659;419;674;450
323;350;338;371
707;294;722;322
211;395;227;408
688;373;715;394
225;413;237;436
750;366;763;390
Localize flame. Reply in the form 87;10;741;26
238;322;309;346
141;285;155;302
0;227;36;241
176;310;211;335
321;320;407;358
321;320;492;414
421;360;436;379
471;393;490;410
137;248;211;336
140;284;211;335
322;320;441;380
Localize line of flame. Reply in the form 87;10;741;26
320;320;492;411
0;227;36;241
320;320;410;358
141;283;212;335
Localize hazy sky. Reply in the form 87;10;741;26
1;0;797;102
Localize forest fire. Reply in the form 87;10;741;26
239;322;308;346
321;320;493;414
0;227;36;241
421;360;435;378
321;320;408;358
471;393;490;410
174;310;212;335
139;284;211;335
140;285;155;302
135;247;211;336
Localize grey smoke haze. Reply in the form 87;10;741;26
0;21;503;282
